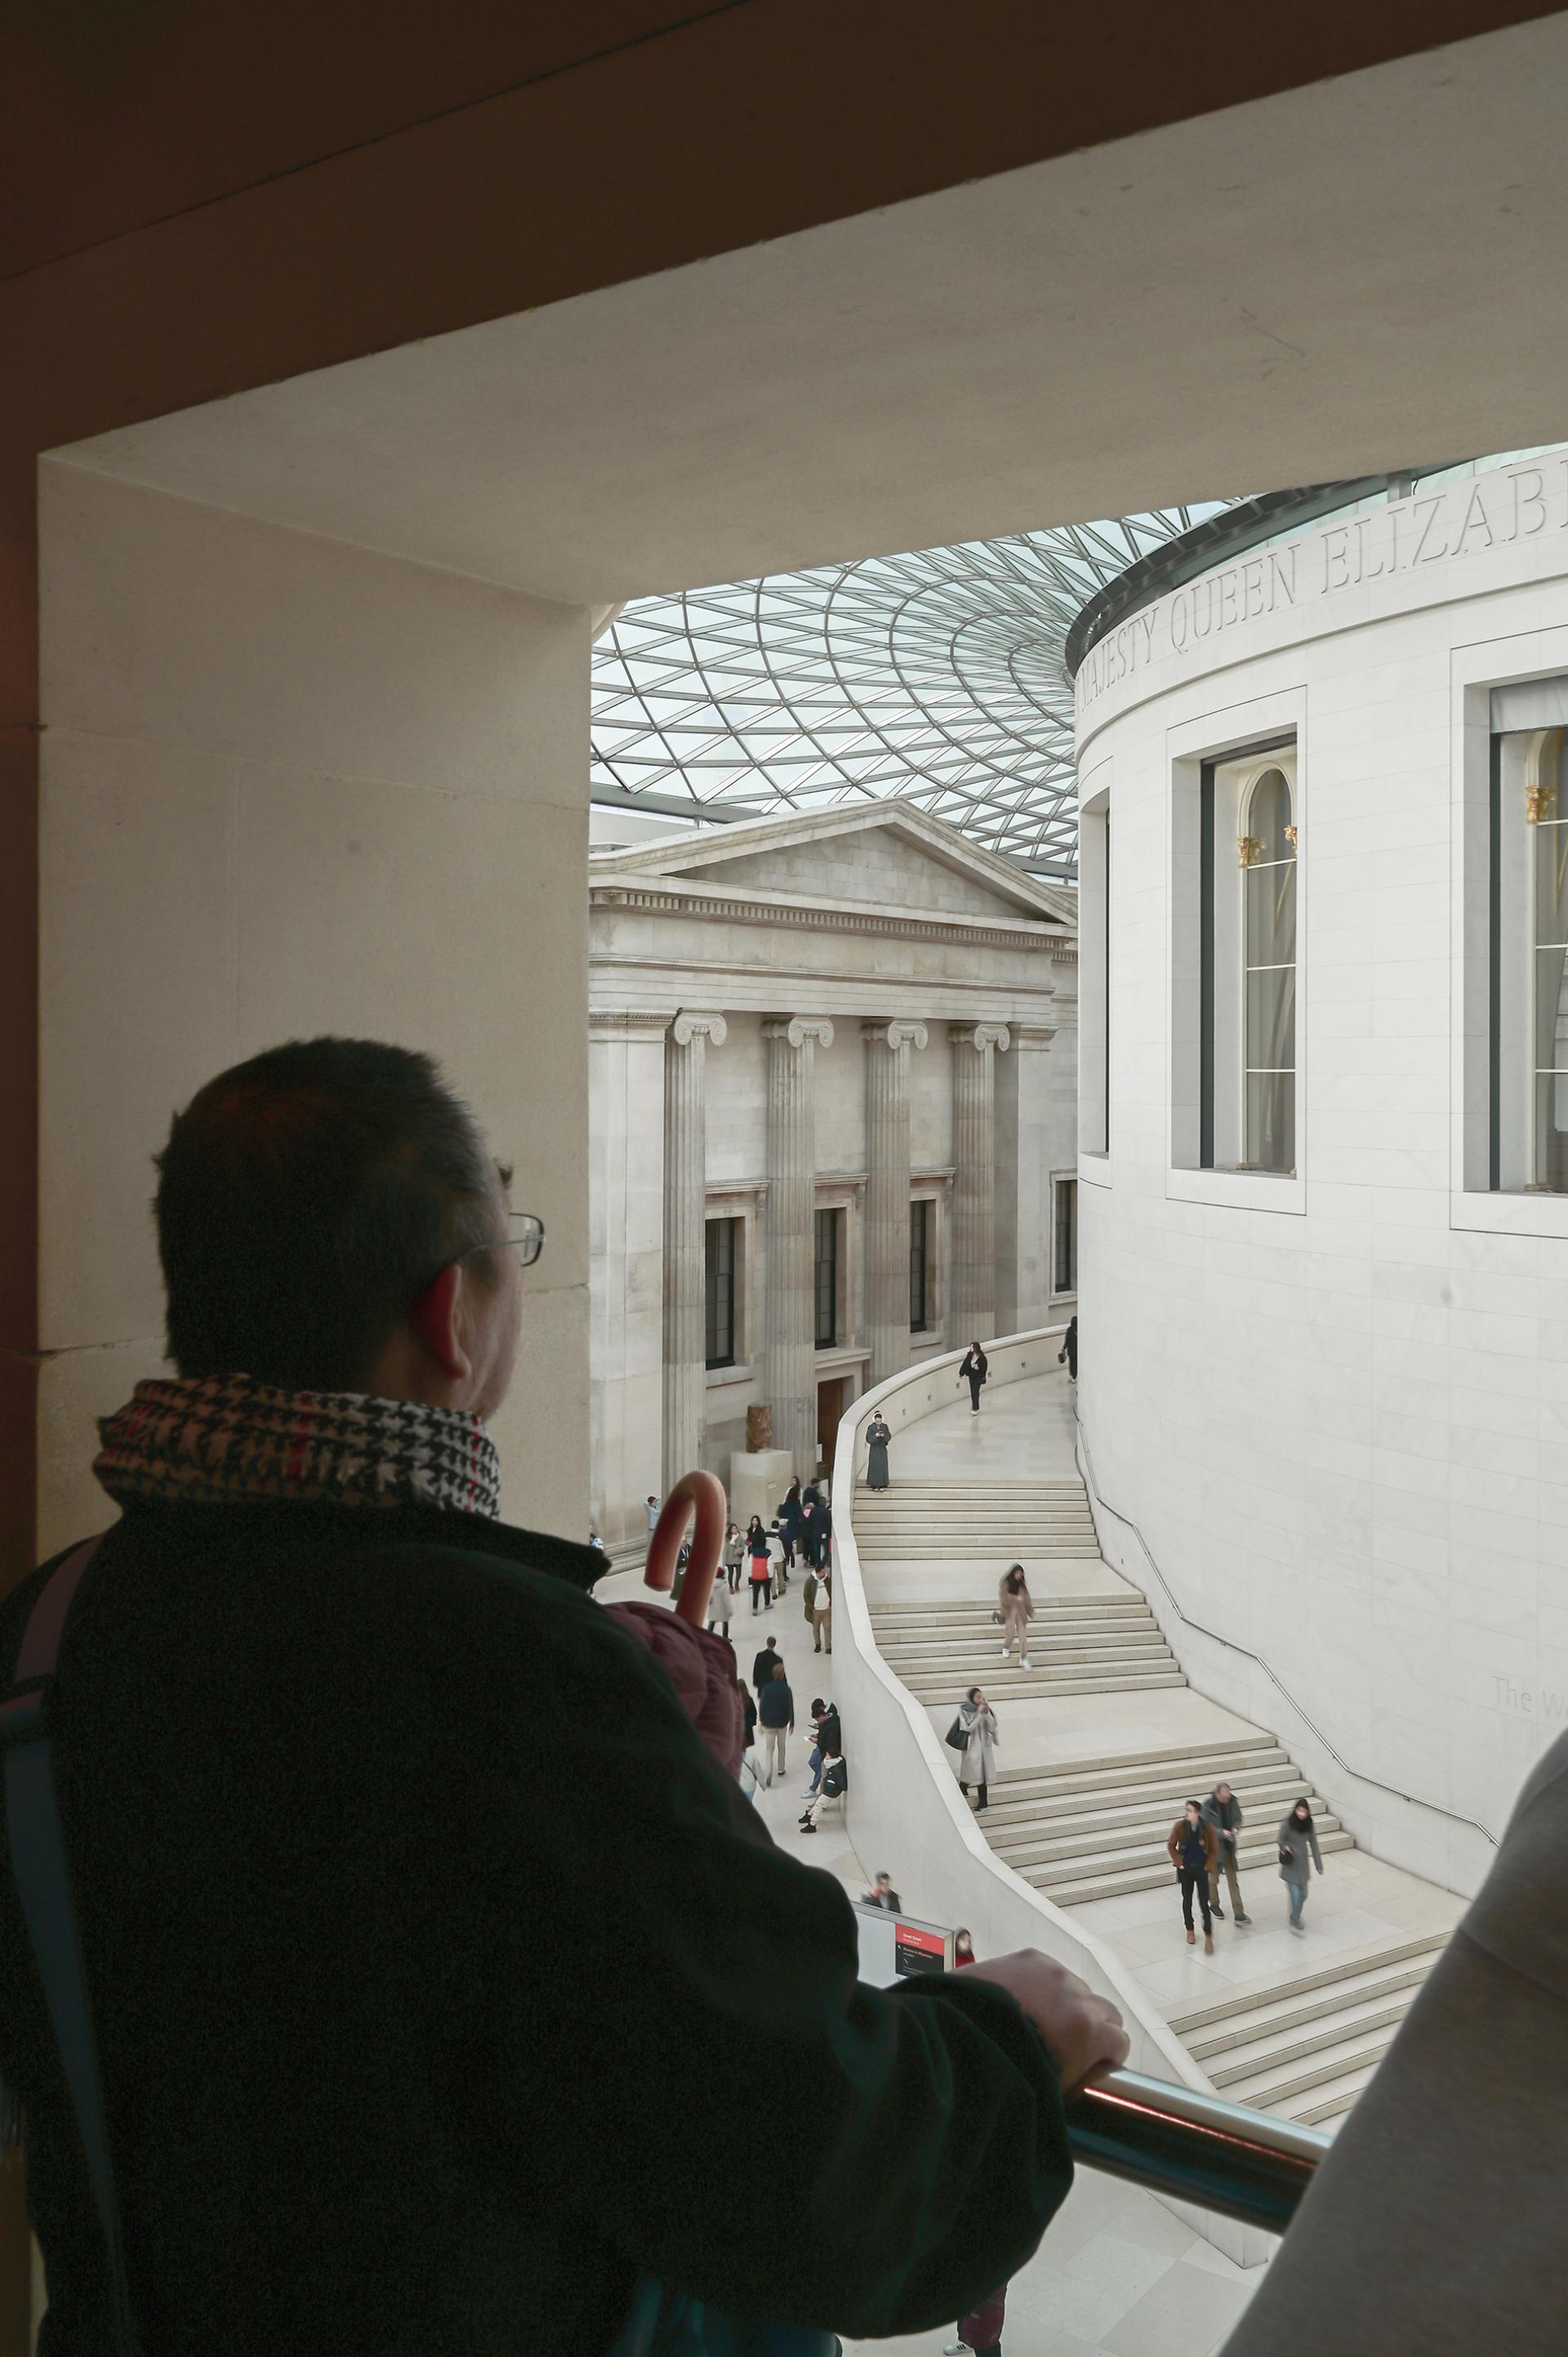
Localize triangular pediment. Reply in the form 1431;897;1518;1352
589;800;1072;927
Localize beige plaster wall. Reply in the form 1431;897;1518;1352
37;460;590;1551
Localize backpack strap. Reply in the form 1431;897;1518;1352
0;1536;144;2355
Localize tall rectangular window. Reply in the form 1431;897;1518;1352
1490;678;1568;1190
1079;792;1110;1155
813;1207;840;1348
1196;738;1298;1174
1052;1177;1077;1295
909;1200;931;1330
705;1216;737;1368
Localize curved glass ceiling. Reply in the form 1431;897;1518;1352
590;502;1237;877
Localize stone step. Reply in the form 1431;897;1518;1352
978;1761;1302;1827
898;1635;1174;1669
882;1629;1168;1660
858;1542;1098;1557
1208;1993;1419;2089
880;1637;1169;1669
1022;1826;1354;1905
871;1602;1147;1626
1283;2067;1381;2128
1183;1950;1443;2057
984;1776;1312;1847
903;1666;1184;1704
1166;1932;1449;2035
990;1735;1281;1790
1224;2027;1392;2112
993;1809;1339;1876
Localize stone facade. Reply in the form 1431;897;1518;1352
589;800;1077;1547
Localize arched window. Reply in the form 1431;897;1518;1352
1241;767;1296;1173
1530;728;1568;1187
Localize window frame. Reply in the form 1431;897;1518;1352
1167;692;1307;1217
704;1214;738;1370
909;1196;931;1332
1051;1174;1077;1299
813;1205;840;1350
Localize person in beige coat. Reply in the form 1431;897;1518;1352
998;1563;1034;1668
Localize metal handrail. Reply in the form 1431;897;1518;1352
1068;2067;1326;2232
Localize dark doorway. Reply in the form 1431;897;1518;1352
817;1377;849;1478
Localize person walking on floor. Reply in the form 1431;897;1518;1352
955;1686;999;1811
723;1520;745;1593
1168;1800;1218;1953
998;1562;1034;1668
777;1480;804;1572
746;1514;773;1611
1278;1798;1325;1931
866;1412;893;1490
862;1871;902;1911
706;1570;733;1645
960;1339;990;1414
812;1568;833;1655
752;1634;782;1695
1202;1780;1250;1923
1058;1317;1077;1381
758;1660;794;1782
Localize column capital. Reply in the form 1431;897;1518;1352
862;1018;929;1050
671;1009;728;1048
949;1022;1011;1053
762;1015;834;1048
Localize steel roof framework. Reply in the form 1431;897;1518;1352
590;502;1236;876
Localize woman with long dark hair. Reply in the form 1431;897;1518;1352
746;1514;773;1613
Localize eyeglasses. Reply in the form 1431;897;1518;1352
452;1210;546;1270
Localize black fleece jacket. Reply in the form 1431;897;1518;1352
0;1497;1071;2354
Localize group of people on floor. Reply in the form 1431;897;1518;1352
1167;1784;1325;1949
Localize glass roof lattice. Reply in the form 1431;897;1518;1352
590;501;1238;879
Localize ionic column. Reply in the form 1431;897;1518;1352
862;1019;929;1386
763;1016;833;1480
949;1023;1010;1339
662;1011;726;1491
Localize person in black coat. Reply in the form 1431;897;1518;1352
1058;1317;1077;1381
960;1340;990;1414
0;1036;1129;2355
777;1478;804;1570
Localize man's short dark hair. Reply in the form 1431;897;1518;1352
154;1037;499;1392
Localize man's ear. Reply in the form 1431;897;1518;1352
409;1262;473;1382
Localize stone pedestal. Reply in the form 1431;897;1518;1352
863;1019;927;1386
662;1011;726;1490
949;1023;1009;1338
763;1016;831;1479
728;1447;795;1534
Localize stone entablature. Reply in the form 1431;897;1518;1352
588;798;1077;1548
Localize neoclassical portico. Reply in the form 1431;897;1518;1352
587;800;1077;1548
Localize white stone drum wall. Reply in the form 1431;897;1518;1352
1075;461;1568;1897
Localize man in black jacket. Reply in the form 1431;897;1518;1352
0;1036;1126;2355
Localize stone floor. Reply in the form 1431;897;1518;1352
598;1525;1263;2355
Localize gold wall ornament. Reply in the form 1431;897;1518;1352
1236;835;1262;868
1283;824;1298;847
1526;782;1558;825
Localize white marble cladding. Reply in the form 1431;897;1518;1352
587;801;1076;1547
1073;458;1568;1894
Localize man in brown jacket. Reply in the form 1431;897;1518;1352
1167;1800;1218;1953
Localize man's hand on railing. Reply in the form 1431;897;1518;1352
964;1950;1130;2092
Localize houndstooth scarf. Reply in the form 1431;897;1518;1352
95;1374;502;1521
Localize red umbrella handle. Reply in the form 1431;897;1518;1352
645;1469;728;1626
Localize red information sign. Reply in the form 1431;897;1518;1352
893;1921;947;1977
